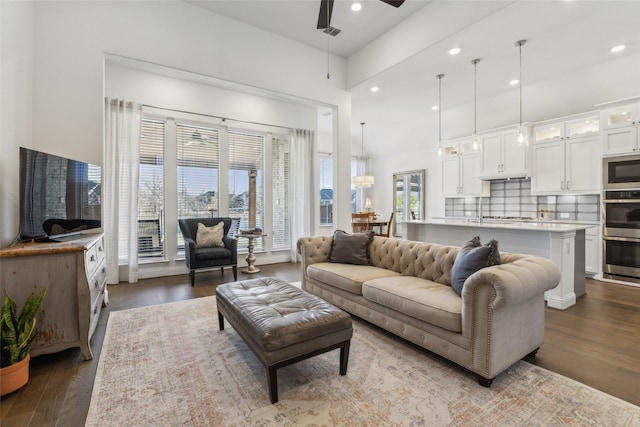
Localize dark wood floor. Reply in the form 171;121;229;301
1;266;639;426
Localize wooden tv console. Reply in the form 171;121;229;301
0;233;107;360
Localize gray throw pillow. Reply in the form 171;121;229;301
329;230;375;265
451;236;501;296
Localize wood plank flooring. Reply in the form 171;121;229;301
1;266;638;426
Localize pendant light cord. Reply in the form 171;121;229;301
516;40;526;127
437;74;444;143
472;59;479;135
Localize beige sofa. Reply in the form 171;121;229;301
297;235;561;386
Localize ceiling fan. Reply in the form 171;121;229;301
317;0;406;31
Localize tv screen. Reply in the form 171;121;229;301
19;147;102;241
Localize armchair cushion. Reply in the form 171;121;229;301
196;221;225;248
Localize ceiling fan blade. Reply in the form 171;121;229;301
317;0;334;30
380;0;405;7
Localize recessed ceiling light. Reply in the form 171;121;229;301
610;44;626;53
448;47;461;55
432;105;439;111
509;79;519;86
351;2;362;12
370;86;380;93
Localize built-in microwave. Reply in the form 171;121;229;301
603;154;640;189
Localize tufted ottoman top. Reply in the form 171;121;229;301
216;277;352;352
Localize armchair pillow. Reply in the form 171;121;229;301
451;236;501;296
196;222;225;248
329;230;375;265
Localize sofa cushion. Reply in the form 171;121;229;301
450;236;501;296
307;262;400;295
329;230;375;265
362;276;462;332
196;221;225;248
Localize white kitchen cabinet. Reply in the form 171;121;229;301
479;128;529;179
584;226;600;276
531;115;600;194
600;101;640;155
441;139;489;197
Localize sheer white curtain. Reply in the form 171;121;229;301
290;129;316;261
104;98;142;284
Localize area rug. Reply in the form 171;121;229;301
86;296;639;426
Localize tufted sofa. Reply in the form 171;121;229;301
297;235;561;386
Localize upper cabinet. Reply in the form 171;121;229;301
531;114;601;194
441;138;489;198
600;101;640;156
478;128;529;180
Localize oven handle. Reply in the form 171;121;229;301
603;199;640;203
603;236;640;243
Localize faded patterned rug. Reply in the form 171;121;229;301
86;296;640;426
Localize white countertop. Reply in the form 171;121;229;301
407;218;591;232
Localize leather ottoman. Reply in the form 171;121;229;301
216;277;353;403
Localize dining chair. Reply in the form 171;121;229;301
377;212;394;237
351;212;374;233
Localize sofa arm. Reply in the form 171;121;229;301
462;256;561;310
297;236;333;271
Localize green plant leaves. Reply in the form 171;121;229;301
1;288;47;367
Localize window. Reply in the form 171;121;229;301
139;119;165;258
319;154;333;225
136;111;292;262
271;136;291;249
229;130;264;250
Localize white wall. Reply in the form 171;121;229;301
1;1;34;245
1;0;356;246
106;63;318;132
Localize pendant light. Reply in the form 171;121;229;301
515;39;528;145
351;122;374;187
436;74;444;157
471;59;480;151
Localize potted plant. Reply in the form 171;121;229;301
0;288;46;396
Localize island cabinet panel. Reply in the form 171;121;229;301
0;234;106;360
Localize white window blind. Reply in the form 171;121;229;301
139;119;165;258
229;130;264;250
272;136;291;249
176;123;220;251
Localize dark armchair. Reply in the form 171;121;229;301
178;217;238;286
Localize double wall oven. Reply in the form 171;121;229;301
603;154;640;283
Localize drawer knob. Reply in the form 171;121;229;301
94;307;98;315
94;280;99;288
90;255;95;262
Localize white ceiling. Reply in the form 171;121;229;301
185;0;640;156
185;0;431;58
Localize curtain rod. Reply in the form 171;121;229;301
142;103;293;131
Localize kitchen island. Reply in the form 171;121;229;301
401;219;590;310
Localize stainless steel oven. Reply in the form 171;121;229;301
603;154;640;189
603;189;640;283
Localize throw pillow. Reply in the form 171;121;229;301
196;222;225;248
329;230;375;265
450;236;501;296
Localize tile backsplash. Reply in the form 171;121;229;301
445;178;601;222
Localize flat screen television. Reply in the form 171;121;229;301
19;147;102;241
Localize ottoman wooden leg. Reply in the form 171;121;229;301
340;340;350;375
268;365;278;404
218;312;225;331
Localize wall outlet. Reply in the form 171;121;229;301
560;212;570;219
